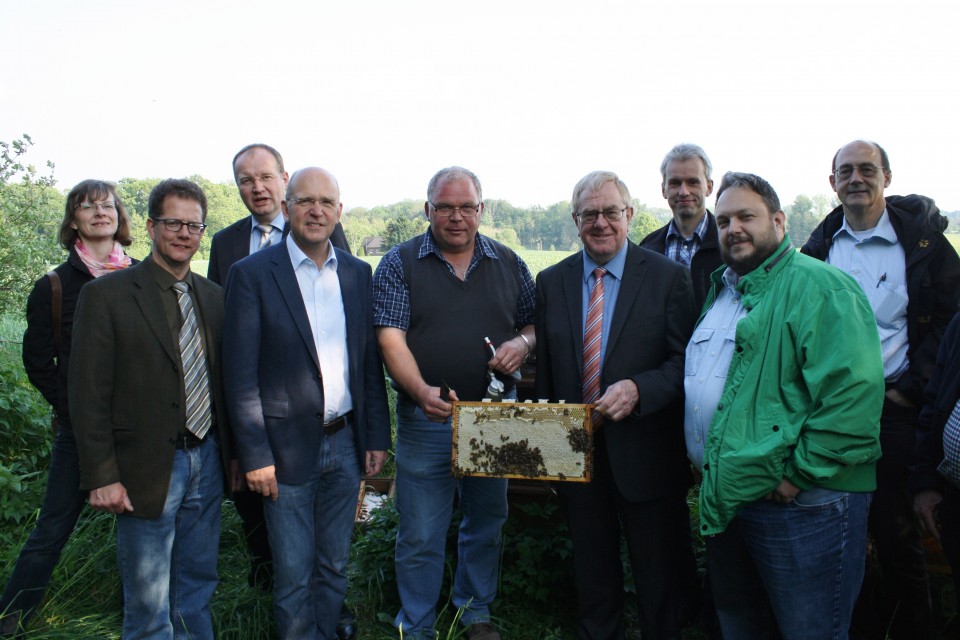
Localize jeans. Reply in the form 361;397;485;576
115;436;223;640
0;426;87;629
707;488;871;640
393;396;508;638
263;424;360;640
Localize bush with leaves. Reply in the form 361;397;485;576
0;135;64;312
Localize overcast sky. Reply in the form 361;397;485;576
3;0;959;212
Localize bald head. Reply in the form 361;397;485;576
287;167;340;201
282;167;343;262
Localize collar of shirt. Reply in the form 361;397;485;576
582;240;628;284
418;229;500;271
286;234;337;272
250;213;286;234
666;212;709;242
145;254;192;292
720;267;742;293
833;208;897;245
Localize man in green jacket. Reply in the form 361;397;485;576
685;172;884;639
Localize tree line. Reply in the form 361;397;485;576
7;134;957;314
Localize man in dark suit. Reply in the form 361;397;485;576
640;143;721;309
209;145;356;638
222;167;391;639
535;171;697;640
208;143;350;286
70;179;232;640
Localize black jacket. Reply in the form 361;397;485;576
801;195;960;405
22;248;138;428
911;312;960;494
640;211;722;311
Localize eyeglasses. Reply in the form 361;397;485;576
152;218;207;235
77;201;116;212
574;208;627;225
833;163;884;181
289;197;339;213
429;202;481;219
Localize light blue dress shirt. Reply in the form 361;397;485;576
826;210;908;382
684;268;747;469
286;235;352;421
581;241;628;371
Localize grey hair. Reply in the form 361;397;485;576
571;171;631;214
660;143;713;183
427;167;483;202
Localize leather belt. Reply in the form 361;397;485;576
323;412;352;437
172;432;206;449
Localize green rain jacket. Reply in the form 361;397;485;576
697;236;884;536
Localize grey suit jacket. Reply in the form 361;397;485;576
69;257;232;519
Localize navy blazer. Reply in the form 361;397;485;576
208;216;350;286
221;241;390;484
534;242;695;501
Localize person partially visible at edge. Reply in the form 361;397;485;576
912;312;960;626
801;140;960;639
640;143;722;310
222;167;391;639
535;170;697;639
691;171;883;638
373;166;536;640
0;180;136;637
69;179;235;640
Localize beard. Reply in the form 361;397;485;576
721;229;782;276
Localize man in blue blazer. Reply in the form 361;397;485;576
211;145;358;640
222;167;391;639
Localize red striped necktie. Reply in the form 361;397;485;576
583;267;606;424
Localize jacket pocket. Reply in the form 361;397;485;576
261;398;288;418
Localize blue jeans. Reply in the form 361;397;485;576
393;396;508;638
263;424;360;640
0;425;87;628
115;436;223;640
707;488;871;640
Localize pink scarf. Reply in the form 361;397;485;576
75;239;133;278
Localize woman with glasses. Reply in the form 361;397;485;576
0;180;136;636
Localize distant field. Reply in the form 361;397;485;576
194;250;573;280
948;235;960;252
359;248;573;276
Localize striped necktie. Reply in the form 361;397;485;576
583;267;606;424
173;282;212;440
256;224;273;251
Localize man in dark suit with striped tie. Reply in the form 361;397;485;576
535;171;697;639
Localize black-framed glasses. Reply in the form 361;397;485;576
429;202;481;219
77;201;116;212
153;218;207;235
574;208;627;225
289;197;339;213
833;163;884;181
